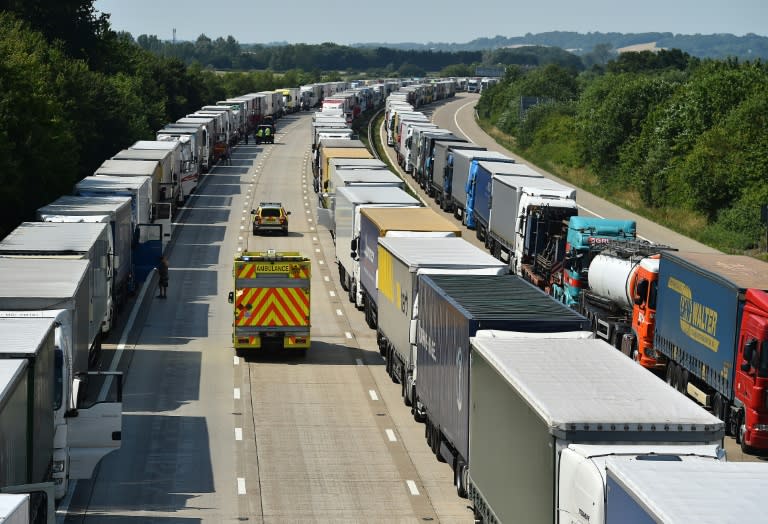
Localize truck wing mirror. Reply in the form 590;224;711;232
228;291;234;304
350;238;358;251
742;338;757;371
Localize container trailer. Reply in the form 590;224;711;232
431;142;486;212
448;150;514;224
333;186;420;307
376;237;507;405
467;336;724;524
604;459;768;523
415;274;591;497
0;222;113;335
357;207;462;330
0;315;121;501
654;251;768;452
36;195;135;297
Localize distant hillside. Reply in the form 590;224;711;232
354;31;768;60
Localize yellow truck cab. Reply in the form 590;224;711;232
228;250;311;352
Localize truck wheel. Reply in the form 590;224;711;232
712;393;726;424
455;460;468;498
678;369;689;395
665;362;677;388
402;371;411;406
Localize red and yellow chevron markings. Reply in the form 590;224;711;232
235;286;309;327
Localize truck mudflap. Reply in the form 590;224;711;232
68;371;122;479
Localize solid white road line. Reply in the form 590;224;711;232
98;266;155;401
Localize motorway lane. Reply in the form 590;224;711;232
65;112;474;523
430;93;719;253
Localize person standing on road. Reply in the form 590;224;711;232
158;256;169;299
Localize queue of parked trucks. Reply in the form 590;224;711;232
0;79;418;522
313;84;768;522
2;74;766;522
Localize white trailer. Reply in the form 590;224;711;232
0;283;122;500
604;460;768;523
0;222;113;335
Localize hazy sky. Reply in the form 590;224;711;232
94;0;766;45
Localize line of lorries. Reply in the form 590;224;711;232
0;77;443;522
0;82;361;522
313;84;768;522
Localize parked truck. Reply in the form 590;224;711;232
76;174;152;232
154;135;199;198
570;236;673;370
468;161;544;240
129;141;189;203
333;186;420;306
159;124;207;174
414;131;460;192
326;168;404;213
431;142;486;212
228;251;311;353
315;140;371;196
94;159;164;219
175;117;216;170
483;167;578;277
376;237;508;405
0;222;114;335
0;311;121;502
448;150;514;225
416;274;591;498
419;136;467;198
604;459;767;523
113;148;180;209
552;216;637;308
356;207;462;330
36;195;136;305
397;121;436;172
467;336;724;524
654;251;768;452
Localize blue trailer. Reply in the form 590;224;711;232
654;251;768;451
415;274;590;498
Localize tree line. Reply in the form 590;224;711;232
476;50;768;252
0;3;327;238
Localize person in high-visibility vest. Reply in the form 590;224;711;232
264;126;272;142
256;127;264;143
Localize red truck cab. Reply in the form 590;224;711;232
734;288;768;450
